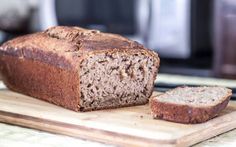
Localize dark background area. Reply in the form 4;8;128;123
0;0;236;79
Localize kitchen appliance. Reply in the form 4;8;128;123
148;0;191;58
148;0;213;60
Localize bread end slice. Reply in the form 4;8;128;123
150;86;232;124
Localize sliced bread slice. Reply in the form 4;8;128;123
150;86;232;124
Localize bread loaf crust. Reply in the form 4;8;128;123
0;26;156;69
0;55;81;111
0;26;160;111
150;90;232;124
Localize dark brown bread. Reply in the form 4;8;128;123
0;26;160;111
150;86;232;124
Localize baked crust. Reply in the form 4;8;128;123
0;26;156;69
150;89;232;124
0;55;80;111
0;26;160;111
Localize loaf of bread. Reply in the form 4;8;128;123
0;26;160;111
151;86;232;123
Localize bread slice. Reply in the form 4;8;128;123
150;86;232;124
0;26;160;111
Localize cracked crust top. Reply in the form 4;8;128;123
0;26;157;70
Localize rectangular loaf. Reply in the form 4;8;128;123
0;26;160;111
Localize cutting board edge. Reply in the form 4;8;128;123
1;89;236;147
177;111;236;146
0;110;178;147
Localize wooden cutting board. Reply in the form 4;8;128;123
0;89;236;147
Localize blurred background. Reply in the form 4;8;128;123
0;0;235;79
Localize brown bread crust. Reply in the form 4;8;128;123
150;90;232;124
0;26;160;111
0;26;155;69
0;55;80;111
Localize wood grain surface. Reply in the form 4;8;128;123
0;89;236;147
